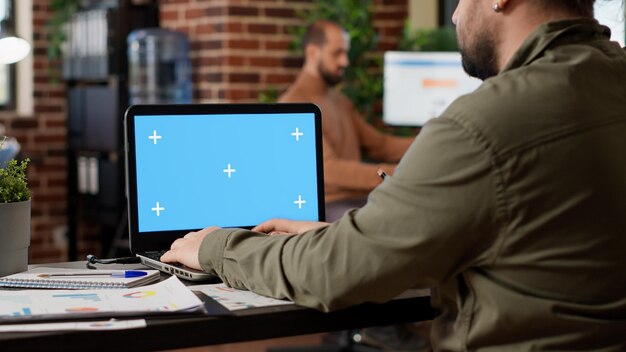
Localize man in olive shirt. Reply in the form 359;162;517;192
279;20;413;221
162;0;626;350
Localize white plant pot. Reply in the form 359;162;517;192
0;199;31;277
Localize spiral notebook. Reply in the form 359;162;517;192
0;267;160;289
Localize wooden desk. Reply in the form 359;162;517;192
0;262;434;352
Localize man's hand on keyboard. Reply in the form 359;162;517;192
160;226;220;270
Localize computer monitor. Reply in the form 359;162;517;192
383;51;481;127
595;1;625;47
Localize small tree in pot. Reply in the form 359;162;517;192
0;136;31;277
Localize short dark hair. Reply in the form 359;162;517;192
302;20;343;50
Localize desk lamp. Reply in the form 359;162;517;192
0;21;30;64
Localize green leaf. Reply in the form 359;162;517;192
0;148;31;203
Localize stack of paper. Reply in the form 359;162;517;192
193;283;293;311
0;267;160;289
0;276;203;322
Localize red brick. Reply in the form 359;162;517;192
380;25;404;37
196;40;223;50
203;73;224;82
33;18;46;27
248;23;278;34
194;56;223;66
46;148;67;157
185;8;204;19
197;89;213;100
49;206;67;216
250;57;282;67
196;23;216;34
266;73;296;84
227;6;259;17
216;22;244;33
228;73;260;83
227;22;244;33
32;164;67;173
204;7;223;17
264;8;296;18
44;119;66;128
282;57;303;68
34;223;58;232
376;41;397;51
219;89;258;101
48;178;67;188
48;90;67;99
160;9;179;21
33;104;63;114
28;179;42;188
33;134;66;144
32;194;66;202
225;56;246;66
265;39;292;50
11;119;39;129
373;10;407;21
227;39;260;50
29;248;64;262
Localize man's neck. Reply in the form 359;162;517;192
294;68;331;99
496;4;579;70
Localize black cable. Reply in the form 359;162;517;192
86;254;141;269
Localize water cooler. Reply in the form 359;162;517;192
127;28;192;104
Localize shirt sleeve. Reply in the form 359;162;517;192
350;105;414;162
198;116;501;312
322;135;397;192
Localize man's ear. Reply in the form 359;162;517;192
305;44;318;63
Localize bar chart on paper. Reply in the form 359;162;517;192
0;296;33;317
0;277;203;321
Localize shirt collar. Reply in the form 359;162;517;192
502;18;610;73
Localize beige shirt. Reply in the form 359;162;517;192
199;19;626;350
278;72;413;202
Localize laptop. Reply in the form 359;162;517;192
124;103;325;281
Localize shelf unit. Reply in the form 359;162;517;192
64;0;159;260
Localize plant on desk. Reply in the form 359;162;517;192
0;136;31;277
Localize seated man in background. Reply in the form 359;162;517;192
279;20;414;222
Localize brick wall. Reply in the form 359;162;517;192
0;1;69;263
159;0;408;103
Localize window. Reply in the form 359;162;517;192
0;0;16;110
439;0;459;27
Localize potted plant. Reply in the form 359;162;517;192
0;136;31;277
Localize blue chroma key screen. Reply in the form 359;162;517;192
134;113;320;232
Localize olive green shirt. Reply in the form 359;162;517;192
199;19;626;351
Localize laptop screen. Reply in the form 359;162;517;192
125;104;324;250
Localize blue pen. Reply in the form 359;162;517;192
37;271;148;278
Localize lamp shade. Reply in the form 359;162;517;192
0;34;30;64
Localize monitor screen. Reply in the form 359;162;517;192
595;1;625;47
131;112;322;232
383;51;482;127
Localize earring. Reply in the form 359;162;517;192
492;2;503;13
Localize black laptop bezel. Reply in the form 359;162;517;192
124;103;325;254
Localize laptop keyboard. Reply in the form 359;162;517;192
143;250;187;268
143;250;167;261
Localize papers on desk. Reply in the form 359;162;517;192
193;283;294;311
0;276;203;323
0;267;160;289
0;319;147;332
